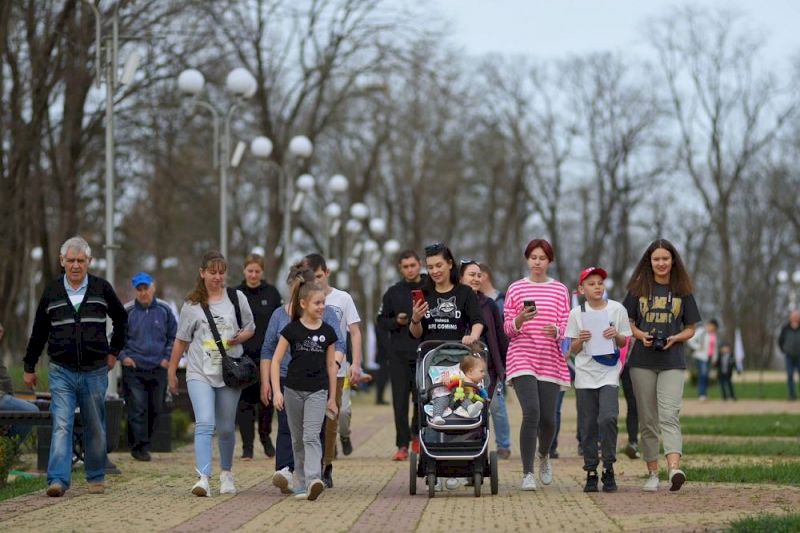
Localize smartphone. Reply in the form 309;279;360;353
411;289;425;307
523;300;537;313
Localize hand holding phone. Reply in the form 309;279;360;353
523;300;537;313
411;289;425;307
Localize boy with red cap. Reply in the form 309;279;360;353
565;267;631;493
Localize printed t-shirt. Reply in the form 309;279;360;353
622;284;701;370
281;320;338;392
419;284;483;342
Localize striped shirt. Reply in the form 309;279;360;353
503;277;571;387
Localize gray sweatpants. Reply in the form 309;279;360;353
512;375;560;474
576;385;619;471
629;367;684;462
284;387;327;491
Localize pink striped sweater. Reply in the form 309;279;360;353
503;277;571;387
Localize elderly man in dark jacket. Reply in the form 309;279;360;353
24;236;127;497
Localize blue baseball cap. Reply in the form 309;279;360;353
131;272;154;288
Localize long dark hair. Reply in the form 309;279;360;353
422;242;459;292
625;239;693;297
186;250;227;305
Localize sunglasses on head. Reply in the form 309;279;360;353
424;242;445;255
460;258;479;267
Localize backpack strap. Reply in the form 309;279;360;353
226;287;242;329
580;302;586;313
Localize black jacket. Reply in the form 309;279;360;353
236;280;283;360
24;274;127;373
377;276;427;358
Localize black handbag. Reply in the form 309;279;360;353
200;289;258;389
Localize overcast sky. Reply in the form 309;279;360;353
431;0;800;67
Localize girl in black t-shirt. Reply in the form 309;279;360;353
622;239;700;494
270;279;338;501
409;242;484;344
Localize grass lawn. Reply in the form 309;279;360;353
680;414;800;437
683;380;790;400
729;512;800;533
0;476;47;502
662;462;800;486
682;440;800;457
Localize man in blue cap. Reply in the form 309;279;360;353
119;271;177;461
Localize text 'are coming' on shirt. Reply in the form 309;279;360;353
281;320;338;392
622;284;701;370
418;284;483;342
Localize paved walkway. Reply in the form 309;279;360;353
2;394;799;532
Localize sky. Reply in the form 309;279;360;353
431;0;800;66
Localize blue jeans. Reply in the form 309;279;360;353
48;363;108;488
490;383;511;449
787;355;800;400
0;394;40;440
187;379;241;476
695;359;710;397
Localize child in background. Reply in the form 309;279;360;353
271;279;339;502
716;341;737;401
566;267;631;493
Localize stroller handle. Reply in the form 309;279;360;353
417;339;488;355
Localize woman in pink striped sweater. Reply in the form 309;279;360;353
503;239;571;491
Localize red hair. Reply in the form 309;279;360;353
523;239;554;261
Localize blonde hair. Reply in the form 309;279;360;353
244;253;265;270
459;355;485;375
186;251;227;305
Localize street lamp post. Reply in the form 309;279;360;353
28;247;43;334
84;0;142;289
177;68;257;259
249;135;313;271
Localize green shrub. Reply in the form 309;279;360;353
728;512;800;532
172;408;192;442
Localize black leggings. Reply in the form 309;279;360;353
512;375;560;474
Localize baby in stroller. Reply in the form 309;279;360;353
427;355;489;426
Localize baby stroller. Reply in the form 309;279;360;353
409;340;499;497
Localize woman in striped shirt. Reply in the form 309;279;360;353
503;239;571;491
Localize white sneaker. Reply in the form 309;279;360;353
669;468;686;492
539;455;553;485
307;479;324;501
445;477;464;490
191;475;211;497
453;406;470;418
466;401;483;417
431;415;446;426
424;404;434;416
220;471;236;494
643;471;660;492
272;467;293;494
521;472;537;491
293;489;308;499
434;478;444;492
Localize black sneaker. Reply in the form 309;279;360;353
549;449;559;459
601;468;618;492
584;471;599;492
263;437;275;458
322;463;333;488
131;449;152;462
341;436;353;456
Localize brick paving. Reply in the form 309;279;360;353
1;393;799;532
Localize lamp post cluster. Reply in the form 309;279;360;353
777;270;800;311
177;67;259;260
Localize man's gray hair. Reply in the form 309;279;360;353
60;236;92;258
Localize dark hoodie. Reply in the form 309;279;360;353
237;280;282;360
377;275;427;359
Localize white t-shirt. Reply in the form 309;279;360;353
325;287;361;377
176;290;255;388
566;299;631;389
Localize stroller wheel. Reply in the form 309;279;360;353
409;452;417;495
490;451;499;495
427;473;436;498
473;473;483;497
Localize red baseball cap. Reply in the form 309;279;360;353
578;267;608;285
